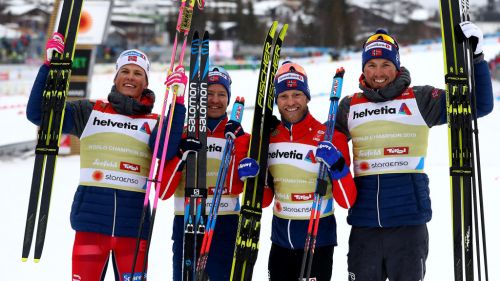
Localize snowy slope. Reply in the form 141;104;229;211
1;39;499;280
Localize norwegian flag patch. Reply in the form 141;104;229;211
371;49;382;57
286;80;297;88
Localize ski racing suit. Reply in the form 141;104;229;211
26;64;186;281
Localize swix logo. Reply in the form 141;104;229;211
286;80;297;88
123;272;146;281
140;122;151;134
208;143;222;152
128;56;137;62
269;149;304;160
352;106;396;119
93;117;138;130
239;162;253;169
398;103;412;115
72;274;82;281
120;162;141;172
304;150;317;163
292;192;314;201
384;147;409;155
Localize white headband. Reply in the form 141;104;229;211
115;49;150;81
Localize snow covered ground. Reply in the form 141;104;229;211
1;37;500;280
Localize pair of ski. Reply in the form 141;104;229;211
181;30;209;281
182;31;247;281
230;21;288;281
22;0;84;262
439;0;488;280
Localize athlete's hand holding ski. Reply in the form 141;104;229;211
44;32;65;65
177;137;202;160
458;21;484;55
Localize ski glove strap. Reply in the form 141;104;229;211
177;137;202;160
238;157;259;181
459;21;483;56
225;120;244;139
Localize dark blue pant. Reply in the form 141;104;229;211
172;215;238;281
347;224;429;281
268;243;334;281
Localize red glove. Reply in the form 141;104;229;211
44;32;65;66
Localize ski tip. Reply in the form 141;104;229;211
279;24;289;39
270;21;279;35
34;258;40;263
21;257;28;262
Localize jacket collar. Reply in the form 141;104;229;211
278;112;319;141
358;67;411;102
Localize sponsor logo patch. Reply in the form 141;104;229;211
292;192;314;201
120;162;141;172
384;147;409;155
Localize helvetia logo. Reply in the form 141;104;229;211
398;103;412;115
93;117;138;130
304;150;317;163
269;149;304;160
352;106;396;119
140;122;151;134
208;143;222;152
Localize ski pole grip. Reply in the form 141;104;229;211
230;96;245;123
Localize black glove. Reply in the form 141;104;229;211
225;120;244;139
269;115;280;133
177;137;202;160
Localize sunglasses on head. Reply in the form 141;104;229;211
364;33;399;48
276;61;307;77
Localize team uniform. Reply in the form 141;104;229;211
265;112;356;281
26;63;186;281
336;61;493;280
159;116;249;281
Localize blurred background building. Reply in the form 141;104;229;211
1;0;499;65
